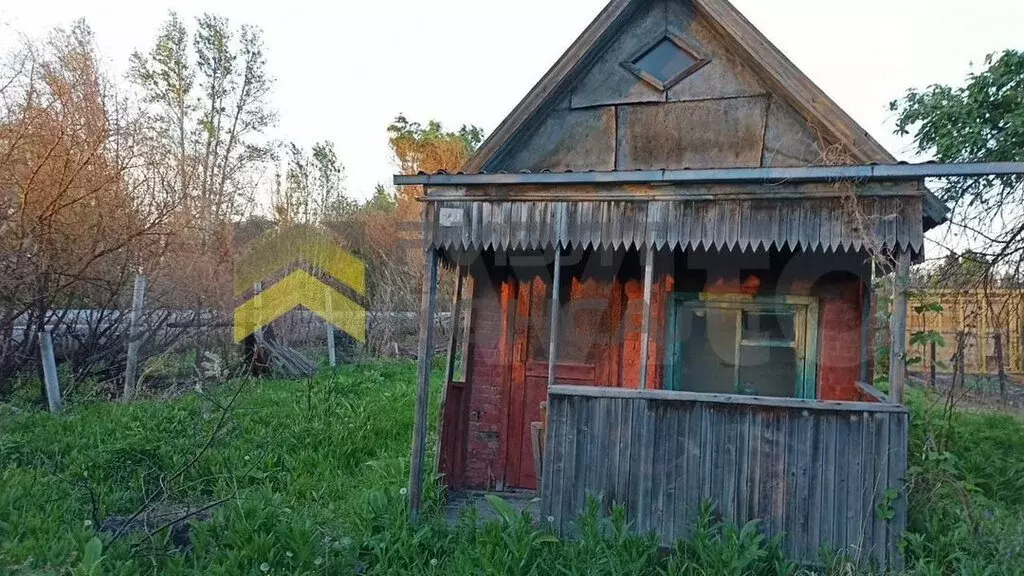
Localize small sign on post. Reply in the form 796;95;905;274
39;327;61;413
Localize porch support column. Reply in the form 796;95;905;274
408;246;439;522
888;249;910;404
547;245;563;387
639;247;655;390
859;270;873;384
434;265;466;472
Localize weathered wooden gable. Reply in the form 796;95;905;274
490;0;836;173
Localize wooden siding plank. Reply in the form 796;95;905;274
615;396;634;510
627;397;645;522
889;413;908;570
847;413;865;561
559;395;580;532
860;412;878;565
821;412;838;554
834;413;850;554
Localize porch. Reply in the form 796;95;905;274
400;168;931;572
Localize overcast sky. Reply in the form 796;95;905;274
2;0;1022;201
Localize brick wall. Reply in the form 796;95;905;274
462;276;507;489
814;276;865;401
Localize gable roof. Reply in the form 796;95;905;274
464;0;895;173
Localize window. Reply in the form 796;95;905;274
665;295;819;398
622;32;709;91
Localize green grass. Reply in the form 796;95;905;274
2;363;1024;575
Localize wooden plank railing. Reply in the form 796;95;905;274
541;386;909;569
856;381;890;403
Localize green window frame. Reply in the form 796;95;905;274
665;293;820;399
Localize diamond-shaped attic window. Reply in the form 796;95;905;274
622;32;709;91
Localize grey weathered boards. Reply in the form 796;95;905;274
424;195;924;255
541;386;909;569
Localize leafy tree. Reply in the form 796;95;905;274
272;141;355;225
130;11;275;225
387;114;484;176
890;50;1024;277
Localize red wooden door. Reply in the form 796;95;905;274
503;278;601;490
503;279;548;490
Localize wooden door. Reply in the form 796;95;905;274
504;277;602;490
504;278;548;490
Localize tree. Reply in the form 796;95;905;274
129;12;277;314
387;114;484;176
271;141;355;225
0;21;175;388
385;114;484;256
890;50;1024;277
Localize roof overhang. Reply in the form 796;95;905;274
397;162;1024;231
395;162;1024;187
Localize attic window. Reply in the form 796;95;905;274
622;32;709;91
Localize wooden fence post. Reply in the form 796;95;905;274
123;273;148;400
325;287;337;368
39;327;61;413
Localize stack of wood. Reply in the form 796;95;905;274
242;325;316;379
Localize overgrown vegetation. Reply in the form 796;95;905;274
2;361;1024;575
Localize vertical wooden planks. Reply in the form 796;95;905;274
538;390;908;569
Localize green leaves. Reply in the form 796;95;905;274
76;537;103;576
891;50;1024;271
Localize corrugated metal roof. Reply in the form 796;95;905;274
425;197;922;254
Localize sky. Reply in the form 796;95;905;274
2;0;1023;202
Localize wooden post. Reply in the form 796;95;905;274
547;246;563;387
325;288;337;368
408;248;439;522
123;273;148;400
443;267;466;384
253;282;264;341
889;250;910;404
39;327;61;413
434;266;465;473
859;277;872;383
639;247;655;390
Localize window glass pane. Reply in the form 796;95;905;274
738;343;798;397
741;310;795;343
677;306;737;394
635;38;697;84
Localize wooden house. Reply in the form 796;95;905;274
393;0;1018;568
